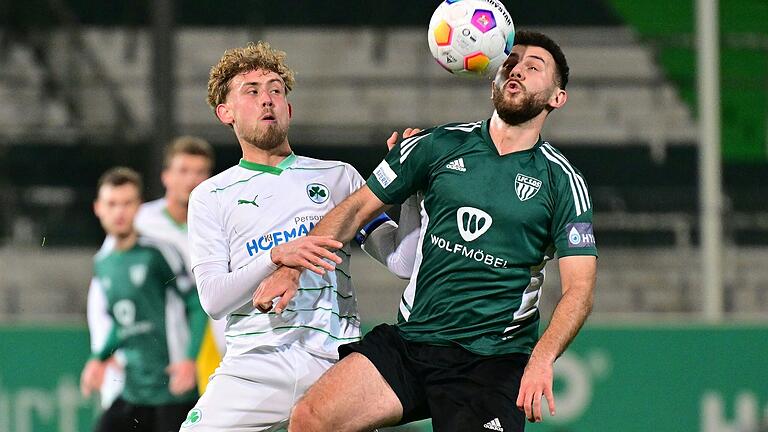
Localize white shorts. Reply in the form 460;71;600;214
179;344;335;432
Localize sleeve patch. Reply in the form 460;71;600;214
566;223;596;248
373;160;398;189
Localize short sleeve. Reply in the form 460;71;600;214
188;186;230;269
366;129;434;205
550;166;598;258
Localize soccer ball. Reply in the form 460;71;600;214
427;0;515;78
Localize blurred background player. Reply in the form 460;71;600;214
181;41;420;431
80;167;208;432
86;137;224;411
253;30;598;432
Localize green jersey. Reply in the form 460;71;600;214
93;235;207;405
367;120;597;356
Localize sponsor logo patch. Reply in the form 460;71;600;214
566;223;596;248
456;206;493;242
373;160;398;188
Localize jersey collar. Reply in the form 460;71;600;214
481;119;544;157
162;208;187;231
238;153;297;175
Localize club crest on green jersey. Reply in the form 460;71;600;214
129;264;147;287
456;206;493;242
307;183;329;204
515;174;542;201
181;408;202;427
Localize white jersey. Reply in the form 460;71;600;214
188;154;364;359
135;199;191;266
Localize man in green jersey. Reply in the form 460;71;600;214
80;167;208;432
255;31;597;432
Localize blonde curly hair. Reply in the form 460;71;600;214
206;41;296;110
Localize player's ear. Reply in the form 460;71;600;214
93;199;102;218
288;103;292;119
215;103;234;126
549;88;567;110
160;169;170;189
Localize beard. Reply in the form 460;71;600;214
492;81;551;126
242;121;288;151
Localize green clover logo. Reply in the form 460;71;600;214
307;183;329;204
181;408;202;427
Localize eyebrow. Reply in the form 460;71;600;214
525;55;546;65
241;78;284;88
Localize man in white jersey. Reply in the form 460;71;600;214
181;42;420;431
87;137;224;408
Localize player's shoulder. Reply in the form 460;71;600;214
291;155;361;180
136;198;166;222
139;198;166;213
291;155;355;172
536;140;588;179
414;120;485;153
136;234;185;272
432;120;484;138
191;165;242;197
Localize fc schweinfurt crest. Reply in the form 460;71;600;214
515;174;542;201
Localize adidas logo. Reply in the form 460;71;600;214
483;417;504;431
446;158;466;172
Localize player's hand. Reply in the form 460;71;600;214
386;128;423;150
270;235;342;275
516;356;556;422
166;359;197;395
80;359;106;397
253;266;301;314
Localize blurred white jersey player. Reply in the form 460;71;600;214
180;42;419;431
87;137;223;408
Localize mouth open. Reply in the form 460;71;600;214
506;81;523;93
260;113;277;122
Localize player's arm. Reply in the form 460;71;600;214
517;161;598;423
81;322;119;396
189;187;343;319
516;255;596;422
254;128;432;312
254;185;389;313
161;254;208;396
359;193;422;279
358;129;423;278
86;277;113;354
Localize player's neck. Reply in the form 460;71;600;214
488;111;544;155
241;141;293;167
113;229;138;251
164;198;188;225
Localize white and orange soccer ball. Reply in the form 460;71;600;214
428;0;516;78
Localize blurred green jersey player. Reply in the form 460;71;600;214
80;167;208;432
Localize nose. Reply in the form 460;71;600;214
508;64;523;80
260;92;274;107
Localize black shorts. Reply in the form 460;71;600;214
94;397;196;432
339;323;528;432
